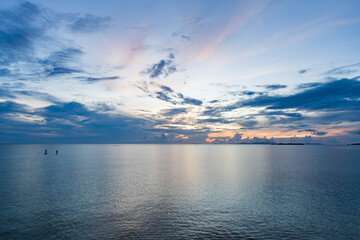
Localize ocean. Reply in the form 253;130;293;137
0;144;359;239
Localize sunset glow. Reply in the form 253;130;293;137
0;0;360;144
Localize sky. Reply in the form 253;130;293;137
0;0;360;144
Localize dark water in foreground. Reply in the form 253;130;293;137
0;144;359;239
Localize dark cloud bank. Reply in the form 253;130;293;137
202;77;360;143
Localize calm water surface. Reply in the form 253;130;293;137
0;144;359;239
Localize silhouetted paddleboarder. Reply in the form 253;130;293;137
56;150;58;154
44;149;48;155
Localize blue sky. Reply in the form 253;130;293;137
1;0;360;143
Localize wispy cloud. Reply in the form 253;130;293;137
0;84;60;103
141;53;176;78
0;2;51;66
298;129;328;136
68;14;111;33
161;108;187;116
324;62;360;76
299;69;310;74
81;76;120;83
234;16;360;60
137;82;203;106
0;2;113;81
171;16;207;39
153;85;203;106
297;82;321;89
195;0;272;61
263;84;287;90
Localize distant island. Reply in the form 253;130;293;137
348;143;360;145
276;143;304;145
275;143;322;145
208;142;322;145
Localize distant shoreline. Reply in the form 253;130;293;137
0;142;329;145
